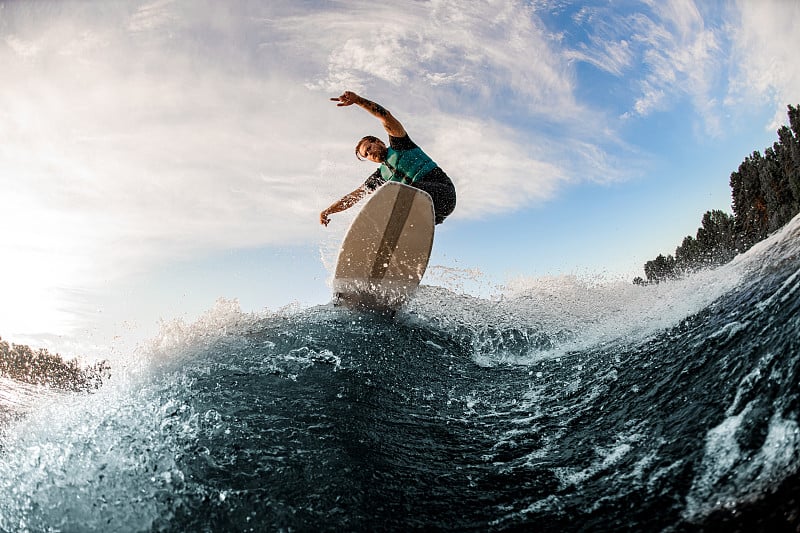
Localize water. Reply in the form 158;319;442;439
1;216;799;532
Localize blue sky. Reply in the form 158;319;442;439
1;0;798;354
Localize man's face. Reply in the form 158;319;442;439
358;139;387;163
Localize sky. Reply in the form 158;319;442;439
1;0;798;355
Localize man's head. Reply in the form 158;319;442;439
355;136;388;163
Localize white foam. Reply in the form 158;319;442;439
0;365;203;531
683;409;800;522
407;265;743;365
408;212;800;366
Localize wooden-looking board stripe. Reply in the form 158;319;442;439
370;185;417;280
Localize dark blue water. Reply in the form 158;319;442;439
2;216;799;532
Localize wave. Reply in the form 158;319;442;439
0;215;798;531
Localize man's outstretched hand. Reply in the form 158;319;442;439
320;209;331;227
330;91;360;107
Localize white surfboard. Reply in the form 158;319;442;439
333;181;435;313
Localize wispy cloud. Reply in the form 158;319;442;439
634;0;721;124
298;0;607;217
1;0;596;275
727;0;800;129
1;1;334;335
563;0;799;135
8;0;796;339
306;0;580;117
0;0;608;339
563;1;723;132
564;6;636;76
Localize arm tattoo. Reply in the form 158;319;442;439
366;101;388;117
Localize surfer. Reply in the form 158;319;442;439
319;91;457;226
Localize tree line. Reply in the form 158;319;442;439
635;104;800;284
0;337;109;392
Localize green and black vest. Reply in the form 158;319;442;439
379;147;437;185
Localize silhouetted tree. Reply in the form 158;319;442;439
674;235;701;273
730;151;768;249
639;104;800;283
0;337;109;392
644;254;676;283
695;210;737;266
761;145;795;232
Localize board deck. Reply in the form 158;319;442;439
333;182;435;312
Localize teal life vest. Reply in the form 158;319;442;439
379;147;437;185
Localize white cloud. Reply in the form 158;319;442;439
5;35;42;58
564;6;635;76
426;117;567;218
0;2;332;335
306;0;581;119
555;0;799;136
727;0;800;129
298;0;632;207
630;1;721;127
12;0;796;346
0;0;624;338
563;1;723;132
128;0;178;33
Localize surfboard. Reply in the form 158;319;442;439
333;181;435;313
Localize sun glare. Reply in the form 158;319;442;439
0;193;92;341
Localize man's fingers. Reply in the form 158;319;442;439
331;93;356;106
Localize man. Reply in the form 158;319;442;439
319;91;456;226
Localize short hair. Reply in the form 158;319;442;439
355;135;382;161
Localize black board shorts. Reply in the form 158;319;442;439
414;167;456;225
365;166;457;225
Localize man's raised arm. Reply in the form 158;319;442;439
330;91;406;137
